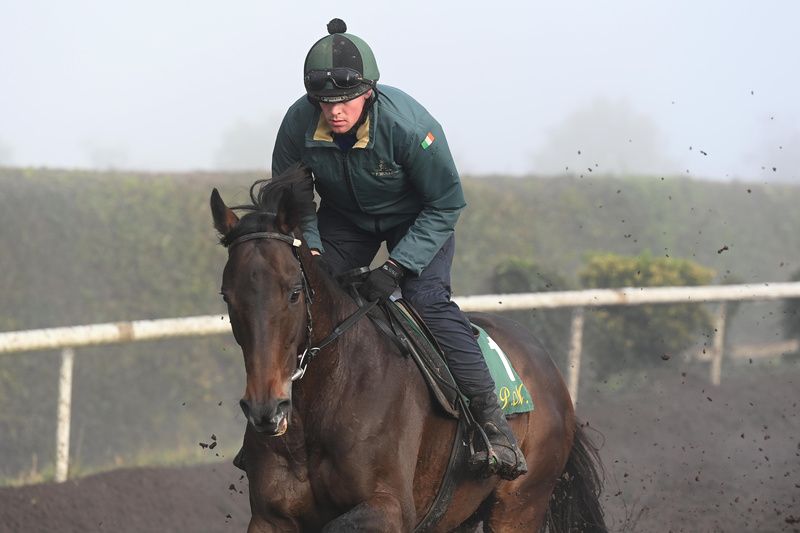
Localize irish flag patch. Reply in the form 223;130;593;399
421;132;435;149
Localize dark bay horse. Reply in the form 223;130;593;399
210;165;606;532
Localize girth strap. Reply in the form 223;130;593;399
414;420;468;533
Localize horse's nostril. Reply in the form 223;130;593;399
239;398;250;417
277;398;291;412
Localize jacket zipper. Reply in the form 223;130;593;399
341;153;361;210
339;149;380;233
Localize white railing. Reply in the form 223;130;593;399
2;281;799;482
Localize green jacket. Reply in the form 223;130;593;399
271;85;465;275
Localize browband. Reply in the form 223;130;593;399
228;231;301;249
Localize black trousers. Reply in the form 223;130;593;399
317;205;495;397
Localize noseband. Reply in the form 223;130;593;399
228;230;377;382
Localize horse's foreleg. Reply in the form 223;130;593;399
321;491;412;533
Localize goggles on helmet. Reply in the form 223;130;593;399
304;67;372;93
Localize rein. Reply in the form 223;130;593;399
228;230;376;382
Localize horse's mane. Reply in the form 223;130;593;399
220;163;316;247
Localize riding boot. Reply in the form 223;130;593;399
468;390;528;480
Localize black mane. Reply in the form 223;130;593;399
221;163;316;247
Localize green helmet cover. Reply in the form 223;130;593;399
303;19;380;103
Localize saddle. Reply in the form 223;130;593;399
338;267;533;419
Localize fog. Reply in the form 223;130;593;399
1;0;798;181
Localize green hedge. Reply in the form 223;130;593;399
579;252;715;379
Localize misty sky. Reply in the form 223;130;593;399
1;0;798;182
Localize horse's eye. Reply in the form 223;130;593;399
289;287;302;303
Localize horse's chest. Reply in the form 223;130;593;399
250;461;309;509
315;479;365;514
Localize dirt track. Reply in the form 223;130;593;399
0;462;251;532
579;362;799;532
1;363;798;532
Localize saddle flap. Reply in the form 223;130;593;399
385;299;462;418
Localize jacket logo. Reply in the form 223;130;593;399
371;160;399;177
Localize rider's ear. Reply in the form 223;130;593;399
210;188;239;235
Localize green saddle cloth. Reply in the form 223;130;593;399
473;325;534;415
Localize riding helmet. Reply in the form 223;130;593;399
303;19;380;103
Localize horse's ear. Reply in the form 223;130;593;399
275;189;296;234
210;188;239;235
275;171;314;233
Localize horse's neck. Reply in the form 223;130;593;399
294;273;363;394
293;271;385;413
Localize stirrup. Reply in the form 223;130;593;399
468;448;500;477
463;391;528;480
468;443;527;480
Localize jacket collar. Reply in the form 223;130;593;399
306;106;375;149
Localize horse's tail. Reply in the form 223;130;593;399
544;421;607;533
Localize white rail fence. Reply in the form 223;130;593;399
1;282;799;482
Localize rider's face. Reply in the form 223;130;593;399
319;91;371;134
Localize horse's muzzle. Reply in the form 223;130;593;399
240;397;291;436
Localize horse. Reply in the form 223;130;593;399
210;164;606;532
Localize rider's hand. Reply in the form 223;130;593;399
360;260;405;302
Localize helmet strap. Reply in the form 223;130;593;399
342;89;377;136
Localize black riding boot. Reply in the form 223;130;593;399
468;391;528;480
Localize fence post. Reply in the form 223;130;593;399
567;307;585;404
55;347;75;482
710;303;727;386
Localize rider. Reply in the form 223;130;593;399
271;19;527;480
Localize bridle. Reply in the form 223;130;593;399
227;230;377;382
